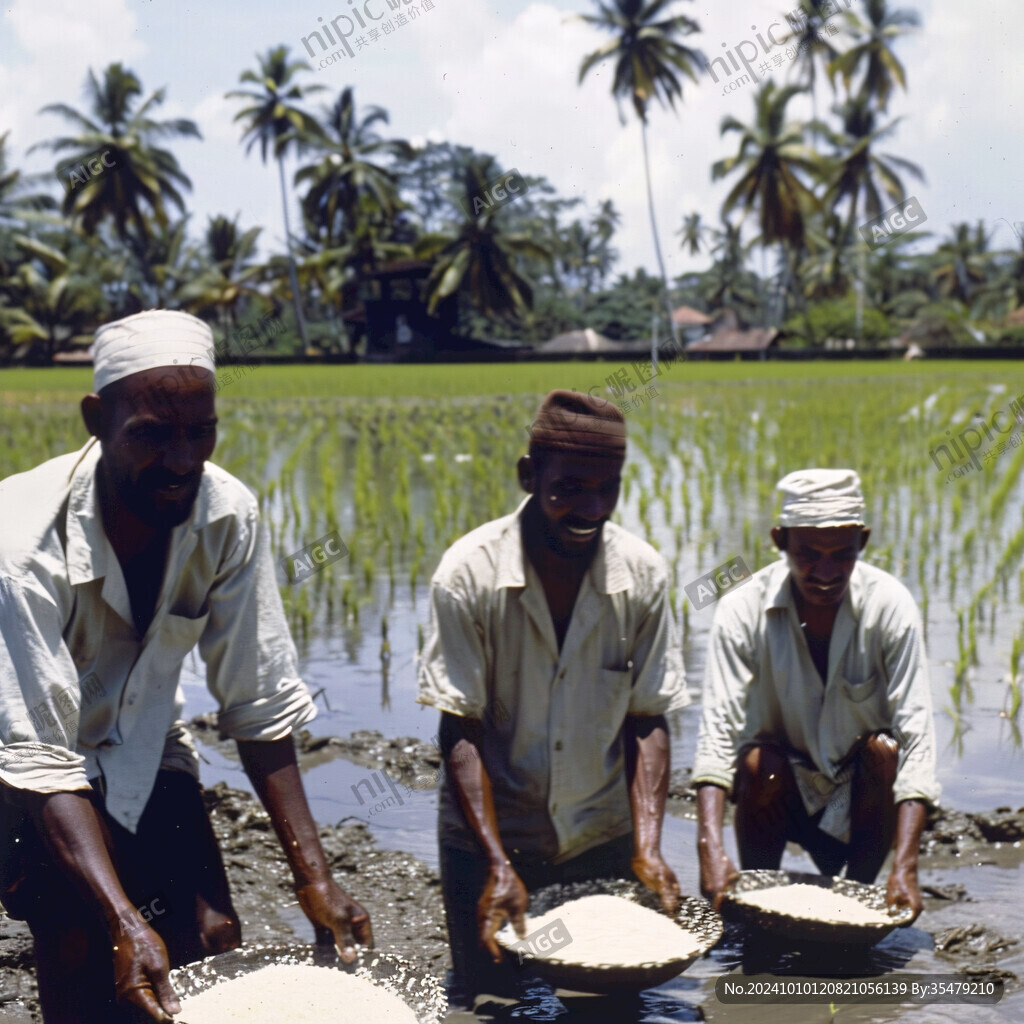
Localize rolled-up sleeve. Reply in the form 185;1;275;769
417;576;488;718
883;598;940;807
200;514;315;740
0;572;90;793
627;572;689;716
692;601;756;791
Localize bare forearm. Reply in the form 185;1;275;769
624;715;670;856
893;799;927;870
696;783;728;861
237;736;330;887
27;790;135;938
440;712;508;868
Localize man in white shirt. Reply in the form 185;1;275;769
0;310;372;1023
693;469;938;922
418;390;688;1005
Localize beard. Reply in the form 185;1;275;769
103;461;202;530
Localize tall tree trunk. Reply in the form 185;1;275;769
277;154;310;355
639;119;681;351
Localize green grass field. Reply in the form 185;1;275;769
2;358;1022;402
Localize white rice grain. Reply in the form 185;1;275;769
501;894;701;967
735;883;890;925
178;964;419;1023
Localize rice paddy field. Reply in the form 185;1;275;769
2;359;1023;1023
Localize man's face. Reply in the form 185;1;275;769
772;524;870;608
86;366;217;530
519;451;623;559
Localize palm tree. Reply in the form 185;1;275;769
414;161;550;323
677;211;712;256
712;82;823;323
29;64;200;285
295;87;412;247
828;0;921;112
178;215;268;338
930;222;995;308
578;0;704;350
0;131;56;233
783;0;842;138
822;91;924;336
226;46;326;353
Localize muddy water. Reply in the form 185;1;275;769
174;440;1024;1023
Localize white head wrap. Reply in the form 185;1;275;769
776;469;866;528
91;310;216;393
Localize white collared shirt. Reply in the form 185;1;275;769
0;440;315;832
692;558;940;816
417;497;689;864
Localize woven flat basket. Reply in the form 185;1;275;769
496;877;723;994
720;869;914;946
168;943;447;1024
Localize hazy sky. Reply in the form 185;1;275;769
1;0;1021;280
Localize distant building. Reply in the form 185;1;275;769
686;327;780;360
342;260;528;362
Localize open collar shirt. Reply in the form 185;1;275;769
417;497;689;864
692;557;940;837
0;440;315;833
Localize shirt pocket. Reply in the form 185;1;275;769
841;673;879;703
160;611;210;662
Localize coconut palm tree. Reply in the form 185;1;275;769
414;161;550;323
828;0;921;112
226;46;326;353
578;0;704;349
712;82;823;323
178;215;268;338
677;211;712;256
821;91;924;335
29;64;200;284
930;222;995;308
783;0;842;138
295;87;412;248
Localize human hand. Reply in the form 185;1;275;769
632;850;681;915
112;923;180;1022
295;878;374;963
886;864;923;924
699;850;739;912
478;861;529;963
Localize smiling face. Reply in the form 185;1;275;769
771;524;870;609
83;365;218;530
518;450;623;560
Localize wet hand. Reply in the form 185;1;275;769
296;878;374;963
699;851;740;912
479;861;529;963
886;865;923;924
632;851;681;915
112;924;180;1022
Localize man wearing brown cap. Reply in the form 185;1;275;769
418;390;688;1005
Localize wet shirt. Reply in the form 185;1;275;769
0;441;316;833
692;558;940;837
417;497;689;864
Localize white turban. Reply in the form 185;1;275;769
91;309;217;393
776;469;866;528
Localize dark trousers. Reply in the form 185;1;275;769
440;833;637;994
0;770;235;1024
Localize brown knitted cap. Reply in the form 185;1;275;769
528;389;626;458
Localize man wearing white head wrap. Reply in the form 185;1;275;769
692;468;938;926
0;310;372;1024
